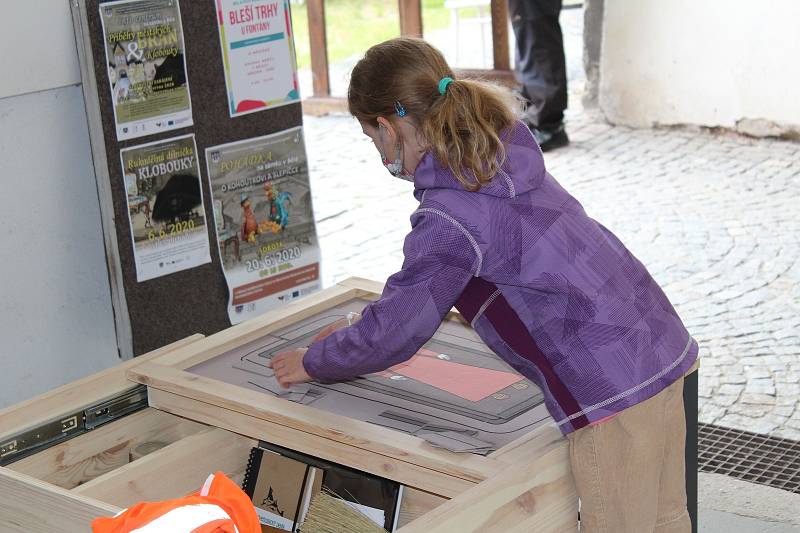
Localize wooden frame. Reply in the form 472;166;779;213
126;281;506;496
0;335;204;443
72;428;255;508
1;410;257;532
0;336;213;532
123;277;580;530
7;277;655;531
0;277;579;532
0;467;119;533
302;0;515;116
7;409;205;490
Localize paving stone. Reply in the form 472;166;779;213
726;404;771;419
745;381;777;396
773;427;800;441
700;404;727;423
718;384;744;397
773;405;797;418
740;393;777;405
714;395;741;408
720;374;747;385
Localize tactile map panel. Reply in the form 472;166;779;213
189;298;552;453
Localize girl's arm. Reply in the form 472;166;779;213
302;209;479;382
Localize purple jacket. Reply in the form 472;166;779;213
303;121;698;434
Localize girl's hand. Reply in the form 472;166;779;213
269;348;311;388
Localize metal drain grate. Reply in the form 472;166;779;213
699;423;800;493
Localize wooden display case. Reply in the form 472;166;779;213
1;278;619;532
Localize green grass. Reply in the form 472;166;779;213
289;0;482;69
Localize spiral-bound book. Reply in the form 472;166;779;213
242;447;323;532
242;443;403;532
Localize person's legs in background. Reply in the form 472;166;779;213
508;0;569;151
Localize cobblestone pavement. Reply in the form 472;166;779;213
301;7;799;439
304;110;800;440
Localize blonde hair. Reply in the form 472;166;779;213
347;37;520;191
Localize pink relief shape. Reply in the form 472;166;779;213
386;348;523;402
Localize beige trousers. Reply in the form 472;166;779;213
567;377;691;532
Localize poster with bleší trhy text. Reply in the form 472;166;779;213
215;0;301;117
100;0;193;141
120;134;211;281
205;127;320;324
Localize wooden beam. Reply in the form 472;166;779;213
489;423;565;464
301;70;518;117
336;276;386;295
455;68;516;86
146;387;495;498
8;409;205;490
399;0;423;37
397;437;578;532
490;0;510;71
396;487;448;528
129;365;504;486
302;95;349;116
307;0;330;97
74;428;255;508
0;466;119;533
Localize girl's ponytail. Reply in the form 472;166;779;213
422;78;519;191
348;38;520;191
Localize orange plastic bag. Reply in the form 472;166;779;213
92;471;260;533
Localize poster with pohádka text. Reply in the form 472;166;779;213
215;0;301;117
205;127;320;324
121;134;211;282
100;0;193;140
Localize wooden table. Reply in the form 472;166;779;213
0;277;698;532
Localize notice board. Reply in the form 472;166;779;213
70;0;320;358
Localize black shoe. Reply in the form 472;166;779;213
530;124;569;152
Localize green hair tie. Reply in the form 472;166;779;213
438;77;454;96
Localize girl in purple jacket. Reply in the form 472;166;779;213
271;37;697;532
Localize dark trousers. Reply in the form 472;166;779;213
509;0;567;129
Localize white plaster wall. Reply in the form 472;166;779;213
0;2;119;409
600;0;800;134
0;0;82;99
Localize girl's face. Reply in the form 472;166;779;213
360;118;426;179
360;119;397;164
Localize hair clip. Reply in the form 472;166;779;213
394;100;407;117
438;77;454;96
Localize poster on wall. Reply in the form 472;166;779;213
215;0;301;117
120;134;212;282
205;126;320;324
99;0;194;141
